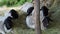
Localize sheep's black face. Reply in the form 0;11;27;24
4;16;13;30
41;6;49;16
27;7;34;16
9;9;19;19
42;17;49;28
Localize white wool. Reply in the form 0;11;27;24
20;2;33;12
0;21;5;34
0;11;12;22
0;11;12;34
4;25;12;33
0;29;5;34
26;10;46;30
3;12;12;33
26;16;35;29
40;10;46;30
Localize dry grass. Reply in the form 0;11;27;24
0;0;60;34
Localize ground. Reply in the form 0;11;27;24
0;0;60;34
3;8;60;34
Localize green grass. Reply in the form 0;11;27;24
0;0;32;7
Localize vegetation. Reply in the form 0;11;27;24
1;0;60;34
0;0;32;7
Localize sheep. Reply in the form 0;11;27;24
26;6;52;30
0;9;18;34
4;9;18;33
